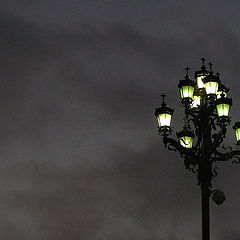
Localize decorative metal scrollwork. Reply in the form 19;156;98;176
211;167;218;178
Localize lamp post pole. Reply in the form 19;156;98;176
200;96;210;240
155;58;240;240
201;178;210;240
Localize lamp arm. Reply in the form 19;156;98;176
188;117;200;131
185;110;200;127
208;127;226;158
206;103;216;116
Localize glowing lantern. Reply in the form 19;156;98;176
196;75;207;88
203;74;220;95
195;57;209;89
155;94;174;135
177;127;195;148
233;122;240;145
215;95;232;118
178;77;195;101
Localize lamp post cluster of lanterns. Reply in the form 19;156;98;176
154;58;240;240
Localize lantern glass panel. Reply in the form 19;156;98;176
180;86;194;99
216;103;230;117
157;113;172;127
179;136;193;148
205;81;219;95
196;76;206;88
235;128;240;142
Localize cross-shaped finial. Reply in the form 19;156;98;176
161;93;166;103
209;62;213;72
185;66;190;76
201;57;206;66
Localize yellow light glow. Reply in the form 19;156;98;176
235;128;240;142
205;81;219;95
180;86;194;99
157;113;172;127
216;104;230;117
179;136;193;148
197;76;206;88
191;95;201;108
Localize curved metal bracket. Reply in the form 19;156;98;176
212;150;240;163
163;136;199;160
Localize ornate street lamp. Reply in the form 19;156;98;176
215;95;232;119
177;124;195;148
154;58;240;240
155;93;174;136
202;63;220;96
178;67;195;105
233;122;240;145
195;57;209;89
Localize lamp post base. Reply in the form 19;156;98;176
202;184;210;240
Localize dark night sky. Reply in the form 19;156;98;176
0;1;240;239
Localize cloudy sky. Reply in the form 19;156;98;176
0;0;240;239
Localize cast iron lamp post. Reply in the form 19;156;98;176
154;58;240;240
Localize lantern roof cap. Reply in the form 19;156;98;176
176;118;195;138
178;78;195;88
178;66;196;88
202;71;221;84
218;82;229;93
176;127;195;139
155;93;174;116
195;57;209;77
155;105;174;116
215;95;232;106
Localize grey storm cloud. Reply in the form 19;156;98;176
0;1;240;239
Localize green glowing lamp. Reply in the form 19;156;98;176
233;122;240;145
178;67;195;103
215;95;232;118
155;94;174;135
177;123;195;148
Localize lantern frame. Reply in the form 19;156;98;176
217;83;229;99
215;96;232;119
155;99;174;135
233;122;240;145
176;127;195;148
178;76;196;104
195;63;209;89
202;74;220;96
